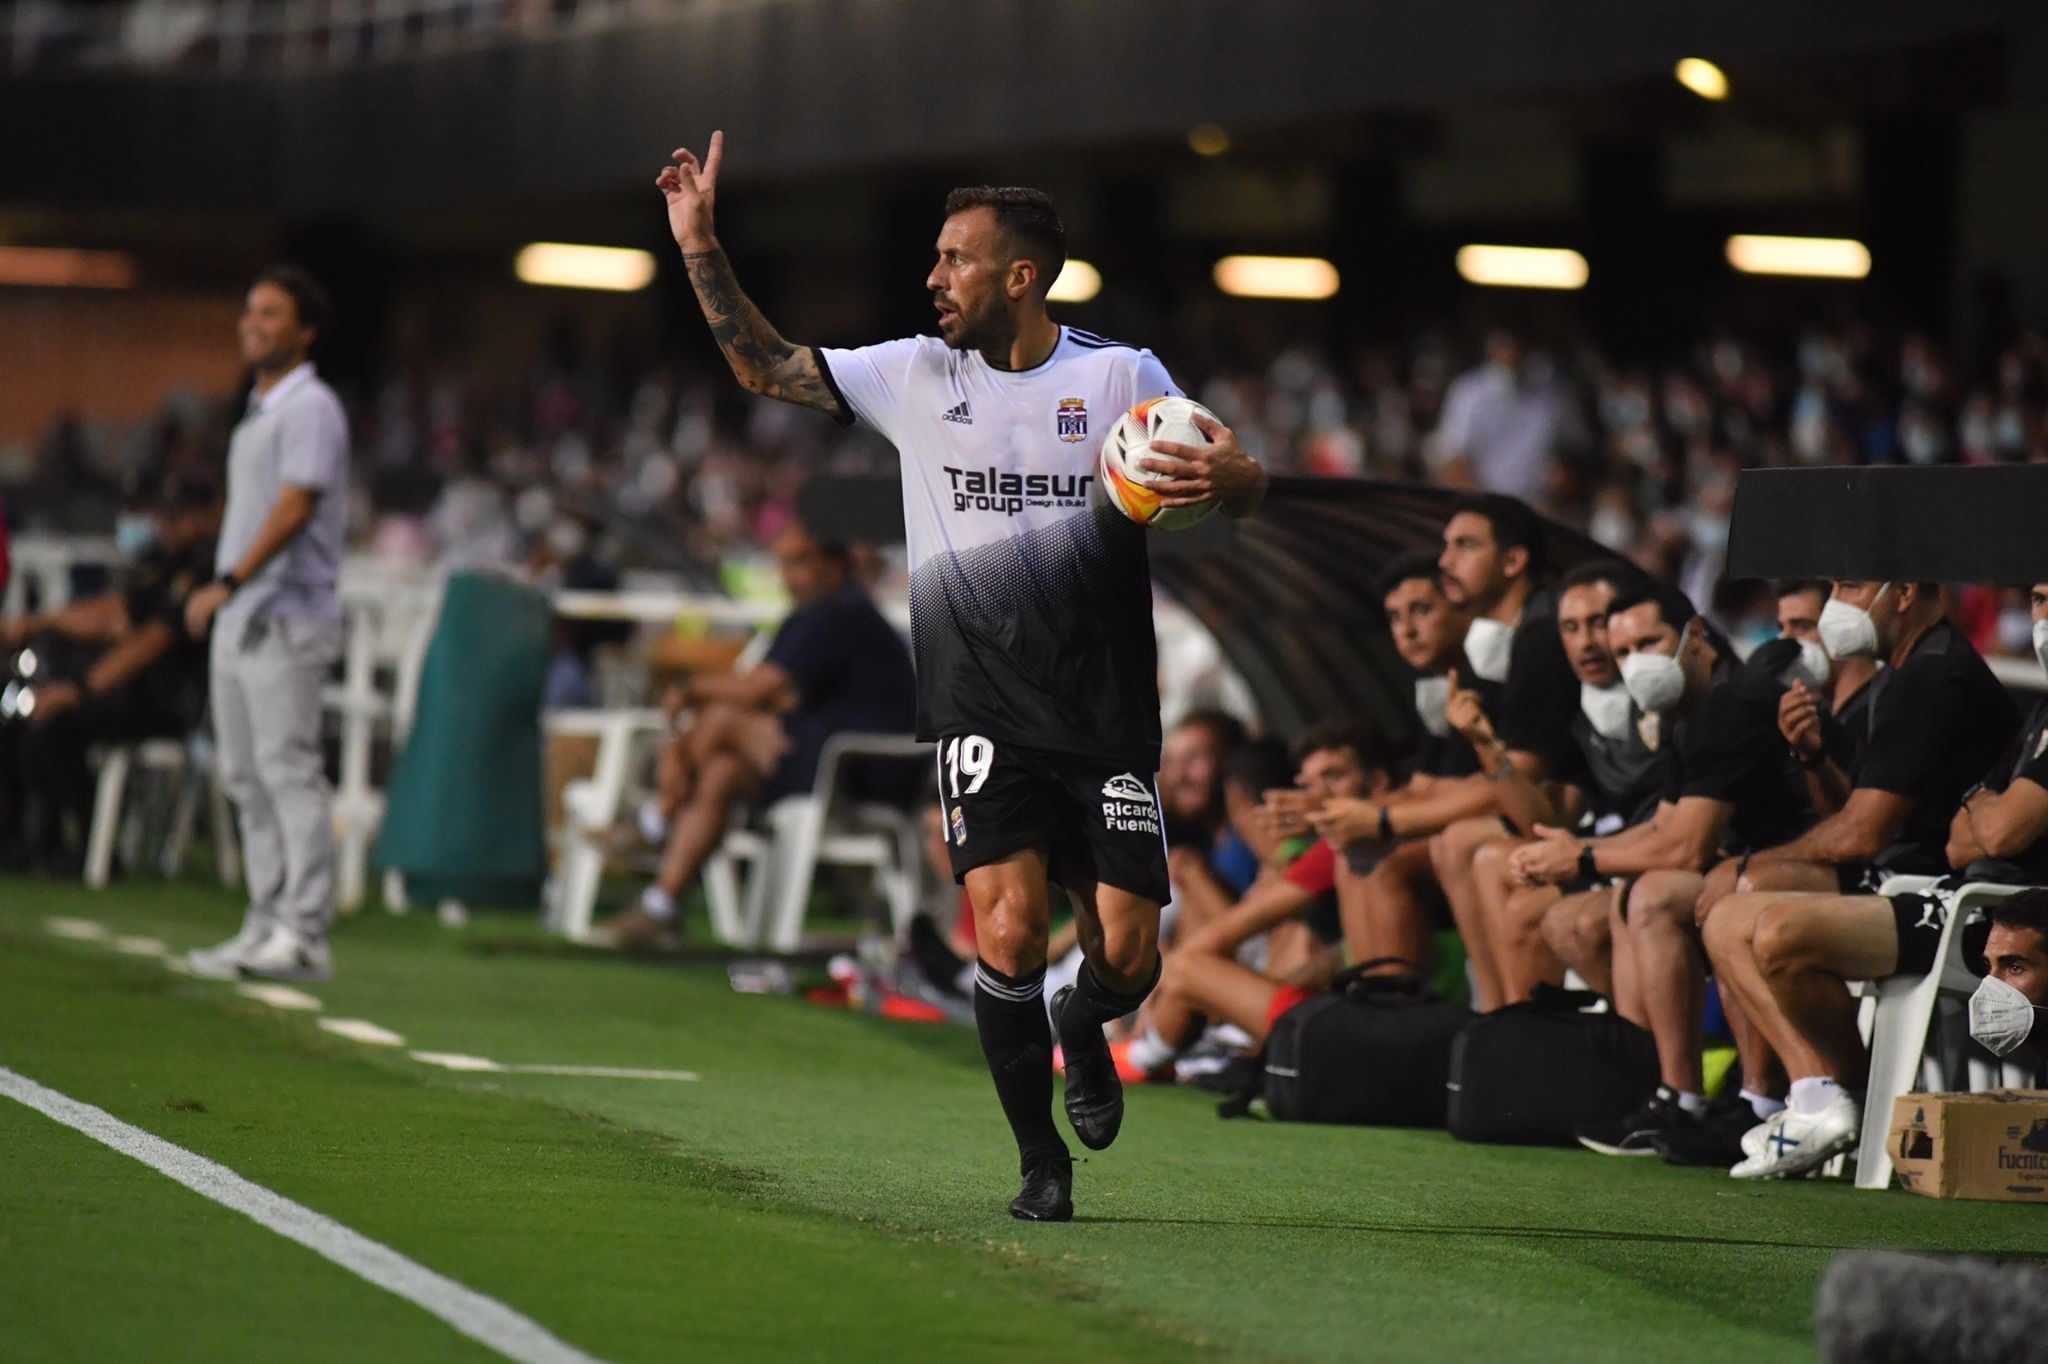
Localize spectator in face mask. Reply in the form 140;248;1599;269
0;475;219;872
1772;580;1881;819
1523;586;1811;1162
1969;890;2048;1068
1461;560;1665;1007
1701;583;2046;1180
1316;498;1578;1005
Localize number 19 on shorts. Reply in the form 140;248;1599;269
943;735;994;797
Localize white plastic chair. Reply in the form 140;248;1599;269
1854;877;2034;1190
701;732;930;952
83;734;237;888
551;707;668;940
326;584;439;911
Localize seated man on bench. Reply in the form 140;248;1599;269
600;522;914;948
1702;581;2041;1179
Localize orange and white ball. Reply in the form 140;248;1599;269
1096;396;1225;531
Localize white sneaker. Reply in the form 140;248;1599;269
238;926;333;982
1730;1094;1861;1179
186;918;273;980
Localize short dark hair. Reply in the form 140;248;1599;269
1291;719;1393;774
1773;579;1829;603
1377;552;1444;602
1449;493;1547;579
1223;736;1295;797
942;186;1067;298
1558;558;1637;599
252;264;331;340
1175;706;1248;754
1989;889;2048;940
1605;580;1691;628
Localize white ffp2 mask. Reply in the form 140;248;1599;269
1818;584;1889;662
1414;675;1452;738
1620;650;1687;714
1579;682;1634;741
1968;974;2048;1058
1463;617;1515;684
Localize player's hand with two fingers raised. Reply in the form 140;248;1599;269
1142;411;1267;516
657;130;724;254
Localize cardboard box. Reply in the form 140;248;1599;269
1889;1091;2048;1202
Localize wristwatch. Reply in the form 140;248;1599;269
1378;805;1395;842
218;571;243;594
1578;844;1599;882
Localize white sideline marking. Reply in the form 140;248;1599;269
0;1066;607;1364
318;1019;406;1047
45;917;110;941
407;1054;697;1083
111;935;170;957
513;1065;698;1083
411;1051;506;1073
236;984;323;1012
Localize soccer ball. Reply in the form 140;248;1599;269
1097;396;1224;531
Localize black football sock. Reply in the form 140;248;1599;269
1057;954;1163;1051
973;960;1065;1163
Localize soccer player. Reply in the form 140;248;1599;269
657;133;1266;1221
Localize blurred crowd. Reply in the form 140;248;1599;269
10;316;2048;640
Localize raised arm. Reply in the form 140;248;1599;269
658;132;845;418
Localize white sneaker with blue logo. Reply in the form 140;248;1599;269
1729;1094;1860;1179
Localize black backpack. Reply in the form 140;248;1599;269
1445;985;1658;1145
1245;961;1471;1127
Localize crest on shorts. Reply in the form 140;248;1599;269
1057;397;1088;443
1102;773;1152;802
950;805;967;846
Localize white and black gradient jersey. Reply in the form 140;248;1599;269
817;326;1181;769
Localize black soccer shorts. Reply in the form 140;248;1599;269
934;733;1171;905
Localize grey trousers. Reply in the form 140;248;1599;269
210;613;342;941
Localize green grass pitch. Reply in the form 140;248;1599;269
2;877;2040;1362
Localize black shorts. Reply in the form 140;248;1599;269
1888;878;1960;977
935;736;1171;905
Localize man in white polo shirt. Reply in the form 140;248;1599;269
185;266;350;982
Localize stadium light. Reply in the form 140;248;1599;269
514;243;656;292
1213;255;1339;300
1187;123;1231;157
1675;57;1729;101
1455;245;1589;291
1047;259;1102;303
1725;234;1870;279
0;246;137;289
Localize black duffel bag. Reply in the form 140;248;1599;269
1446;985;1658;1145
1260;961;1472;1127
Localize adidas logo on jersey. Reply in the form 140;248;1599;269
942;401;973;425
1100;773;1160;835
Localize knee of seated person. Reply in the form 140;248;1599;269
1750;901;1820;977
1626;873;1688;929
1698;891;1765;954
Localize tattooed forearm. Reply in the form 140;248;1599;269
683;248;843;416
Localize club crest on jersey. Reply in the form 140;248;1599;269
1100;773;1160;835
1057;397;1088;443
